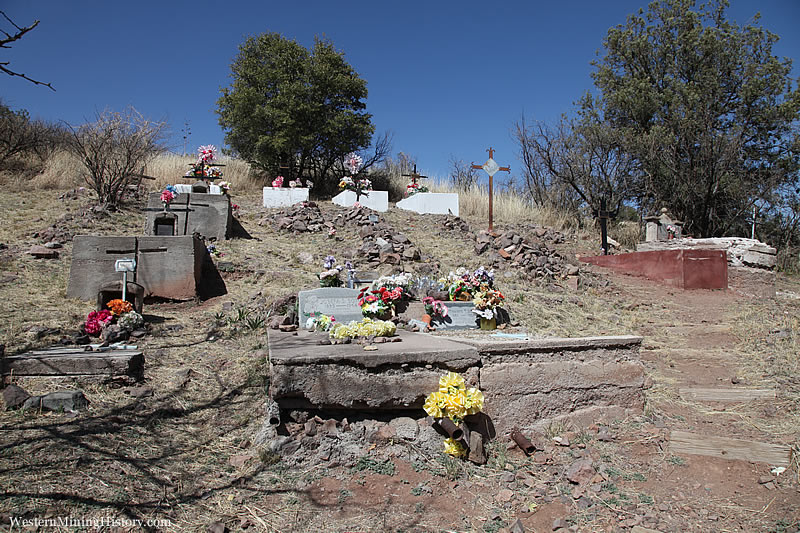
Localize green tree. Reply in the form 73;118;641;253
591;0;800;237
217;33;375;190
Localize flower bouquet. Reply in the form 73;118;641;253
319;255;344;287
185;145;224;180
406;182;429;197
422;296;449;319
339;152;372;200
423;372;485;457
329;317;396;340
472;288;505;329
357;286;403;319
160;186;176;208
305;313;337;332
443;266;495;301
83;300;145;337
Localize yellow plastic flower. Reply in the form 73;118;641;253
438;372;465;394
465;387;484;415
423;391;445;418
443;438;466;457
444;390;467;420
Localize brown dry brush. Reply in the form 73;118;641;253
66;108;167;209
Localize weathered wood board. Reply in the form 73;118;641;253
669;430;790;467
679;387;776;402
1;347;144;379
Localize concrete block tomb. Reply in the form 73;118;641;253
263;187;309;208
267;331;644;434
67;235;208;301
332;190;388;212
396;192;460;217
146;192;232;241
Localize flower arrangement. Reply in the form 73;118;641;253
666;224;677;238
423;372;485;457
371;273;414;293
345;152;363;175
305;313;337;332
471;288;505;320
217;180;231;195
207;244;223;257
160;188;175;208
357;286;403;318
272;176;284;188
422;296;449;319
185;145;224;179
118;311;144;331
84;309;113;335
319;255;344;287
329;317;396;339
107;299;133;316
339;152;372;199
406;182;429;197
442;266;495;301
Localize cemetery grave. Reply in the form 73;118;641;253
0;186;798;533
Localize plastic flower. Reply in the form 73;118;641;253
443;438;467;457
324;255;336;269
160;189;175;204
197;145;217;163
272;176;284;188
165;184;177;194
217;180;231;193
439;371;466;394
465;387;484;415
423;391;446;418
345;152;363;174
118;311;144;331
107;299;133;316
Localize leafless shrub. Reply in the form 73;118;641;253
448;156;478;192
67;108;167;208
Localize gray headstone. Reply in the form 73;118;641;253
298;287;363;324
432;301;477;330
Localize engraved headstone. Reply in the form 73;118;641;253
298;287;363;324
431;301;477;330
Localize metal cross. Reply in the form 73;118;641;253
592;198;617;255
471;147;510;231
402;164;427;186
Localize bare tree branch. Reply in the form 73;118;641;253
0;10;54;90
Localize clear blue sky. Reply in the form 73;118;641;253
3;1;799;185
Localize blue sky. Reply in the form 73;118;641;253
3;1;799;185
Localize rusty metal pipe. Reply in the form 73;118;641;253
267;400;281;427
437;417;463;441
457;422;471;449
510;427;536;455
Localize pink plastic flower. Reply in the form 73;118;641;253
160;190;175;204
197;145;217;163
272;176;284;188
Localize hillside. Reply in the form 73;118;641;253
0;186;798;532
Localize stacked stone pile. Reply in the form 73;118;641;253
261;202;331;234
474;229;579;281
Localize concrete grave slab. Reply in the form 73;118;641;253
298;287;363;324
332;190;388;212
267;330;645;433
269;330;479;409
396;192;460;216
68;235;208;301
263;187;309;208
145;192;231;241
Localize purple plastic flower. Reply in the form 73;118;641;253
324;255;336;269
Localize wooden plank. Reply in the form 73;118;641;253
1;351;144;379
669;430;790;467
679;387;776;402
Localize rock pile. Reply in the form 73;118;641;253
473;229;579;281
262;202;332;234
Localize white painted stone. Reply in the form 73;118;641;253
262;187;309;208
332;190;388;212
396;192;459;216
173;183;222;194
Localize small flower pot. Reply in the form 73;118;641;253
479;317;497;330
421;314;432;326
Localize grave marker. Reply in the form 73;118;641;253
431;301;477;330
471;147;510;231
297;287;364;324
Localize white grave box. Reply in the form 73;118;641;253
173;183;222;194
396;192;459;216
262;187;310;208
332;190;388;212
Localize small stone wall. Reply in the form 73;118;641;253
268;331;644;434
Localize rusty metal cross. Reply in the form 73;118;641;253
471;147;510;231
402;164;427;185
